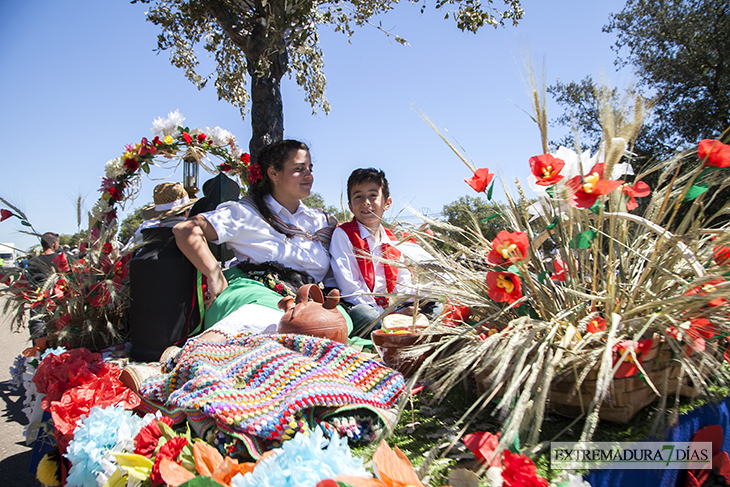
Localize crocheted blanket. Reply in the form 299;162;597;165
139;334;405;457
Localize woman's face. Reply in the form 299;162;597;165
268;148;313;207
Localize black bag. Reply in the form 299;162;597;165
128;226;202;362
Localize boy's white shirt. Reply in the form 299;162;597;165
329;220;414;311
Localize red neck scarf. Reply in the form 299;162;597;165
339;220;401;306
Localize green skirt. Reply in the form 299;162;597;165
202;267;353;336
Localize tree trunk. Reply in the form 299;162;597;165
248;53;287;161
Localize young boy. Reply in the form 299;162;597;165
329;168;416;337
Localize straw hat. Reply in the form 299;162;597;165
141;182;198;220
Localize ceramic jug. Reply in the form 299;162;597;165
277;284;348;344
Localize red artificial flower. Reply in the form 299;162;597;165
151;436;189;485
182;132;193;145
106;187;122;201
529;153;565;186
566;163;623;209
586;316;607;333
698;139;730;168
0;209;13;222
152;136;161;146
685;278;728;307
613;338;653;378
55;314;71;331
501;450;548;487
87;281;111;307
463;431;502;467
442;302;471;326
668;318;717;355
486;271;523;305
53;252;71;273
248;163;263;184
197;133;206;143
218;162;231;172
425;228;434;239
112;259;128;282
123;157;140;172
134;417;175;457
137;137;157;156
53;278;70;300
399;231;417;243
551;257;566;282
486;230;529;266
622;181;651;211
102;242;114;255
465;167;495;193
241;153;251;165
714;246;730;266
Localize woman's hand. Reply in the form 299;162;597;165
204;269;228;308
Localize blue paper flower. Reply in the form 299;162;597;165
64;405;144;487
231;426;370;487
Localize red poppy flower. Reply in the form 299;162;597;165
151;436;189;485
112;259;128;281
55;314;71;331
714;246;730;266
102;242;113;255
398;231;417;243
182;132;193;145
463;431;502;467
241;153;251;165
551;258;566;282
137;137;157;156
566;163;623;209
586;316;607;333
486;271;523;304
486;230;529;266
87;281;111;307
668;317;717;355
134;417;175;457
53;278;70;300
197;133;207;143
442;302;471;325
613;338;653;378
529;153;565;186
685;278;728;307
248;163;263;184
53;252;71;273
698;139;730;168
622;181;651;211
0;209;13;222
465;167;495;193
502;450;548;487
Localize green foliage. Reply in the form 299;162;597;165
440;195;506;248
132;0;523;154
59;230;88;250
302;192;351;223
118;207;146;244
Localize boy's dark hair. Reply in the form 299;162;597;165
40;232;59;251
347;168;390;201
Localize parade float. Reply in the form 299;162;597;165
1;99;729;487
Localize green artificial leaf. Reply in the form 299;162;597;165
569;230;597;249
481;213;503;223
506;265;521;276
487;181;495;201
180;477;224;487
537;271;548;284
20;220;31;227
588;200;602;215
546;186;555;198
546;216;559;230
142;162;151;175
685;183;709;201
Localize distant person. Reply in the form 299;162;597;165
26;232;61;344
329;168;440;337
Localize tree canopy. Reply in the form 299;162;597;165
549;0;730;158
132;0;523;157
440;195;505;248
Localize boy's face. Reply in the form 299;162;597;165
348;181;392;231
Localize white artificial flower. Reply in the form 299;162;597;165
104;158;125;179
485;466;504;487
204;126;235;147
91;200;112;222
556;146;598;179
150;110;185;137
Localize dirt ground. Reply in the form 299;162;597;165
0;294;41;485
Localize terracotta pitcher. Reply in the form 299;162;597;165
277;284;348;344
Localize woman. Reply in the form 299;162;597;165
173;139;352;337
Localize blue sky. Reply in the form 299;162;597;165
0;0;630;252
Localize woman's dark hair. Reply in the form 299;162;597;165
250;139;309;235
347;168;390;201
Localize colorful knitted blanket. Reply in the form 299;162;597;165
139;334;405;457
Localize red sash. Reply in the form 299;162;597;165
339;220;400;308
